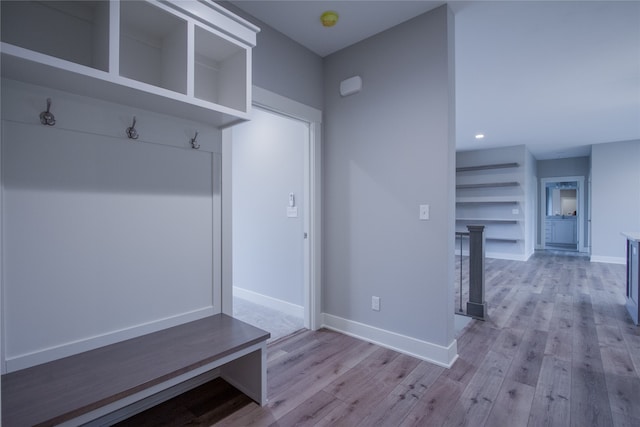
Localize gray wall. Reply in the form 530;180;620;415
536;156;590;248
220;2;323;110
231;108;306;307
591;140;640;262
322;6;456;346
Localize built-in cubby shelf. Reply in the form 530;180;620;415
0;0;259;127
456;162;519;172
119;1;188;95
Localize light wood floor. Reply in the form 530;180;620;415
118;252;639;426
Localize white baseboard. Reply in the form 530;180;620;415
486;251;529;261
234;286;303;318
321;313;458;368
5;307;215;372
590;255;626;265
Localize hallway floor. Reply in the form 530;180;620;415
233;297;304;343
119;252;637;426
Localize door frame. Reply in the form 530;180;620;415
221;87;322;330
540;175;587;253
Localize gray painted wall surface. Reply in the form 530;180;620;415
536;156;590;248
231;108;306;306
591;140;640;261
220;2;324;110
322;6;456;346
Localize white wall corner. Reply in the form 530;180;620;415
321;313;458;368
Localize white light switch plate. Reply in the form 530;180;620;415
287;207;298;217
419;204;430;220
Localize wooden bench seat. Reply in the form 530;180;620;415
2;314;270;426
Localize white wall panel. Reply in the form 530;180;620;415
1;81;220;371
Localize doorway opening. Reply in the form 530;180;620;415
229;107;307;341
221;88;322;342
540;176;587;253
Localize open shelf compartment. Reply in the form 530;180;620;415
119;1;187;95
0;1;110;72
194;25;248;112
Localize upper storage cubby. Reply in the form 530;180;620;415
0;1;259;127
194;25;247;111
0;1;110;72
119;1;187;95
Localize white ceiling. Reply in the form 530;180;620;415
230;1;640;160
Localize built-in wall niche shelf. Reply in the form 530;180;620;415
0;0;259;128
456;234;520;244
456;162;519;173
456;218;520;224
456;196;521;205
456;181;519;190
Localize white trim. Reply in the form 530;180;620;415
83;369;221;426
321;313;458;368
252;86;322;123
590;255;626;265
233;287;304;318
5;307;215;372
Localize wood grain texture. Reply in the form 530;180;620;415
1;314;269;427
115;252;638;427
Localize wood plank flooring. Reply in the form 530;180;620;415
117;252;638;426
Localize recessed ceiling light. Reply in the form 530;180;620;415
475;134;485;139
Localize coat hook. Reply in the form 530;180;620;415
126;116;139;140
40;98;56;126
190;131;200;149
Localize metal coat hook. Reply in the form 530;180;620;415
190;131;200;149
39;98;56;126
126;116;139;140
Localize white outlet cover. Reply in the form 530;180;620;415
419;204;430;220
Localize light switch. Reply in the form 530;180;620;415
419;204;430;220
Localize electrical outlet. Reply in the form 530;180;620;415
372;296;380;311
512;208;519;215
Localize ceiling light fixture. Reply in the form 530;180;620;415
321;11;339;28
475;134;485;139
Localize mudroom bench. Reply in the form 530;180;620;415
2;314;270;426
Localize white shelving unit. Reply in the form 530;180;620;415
0;0;259;127
456;162;523;250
